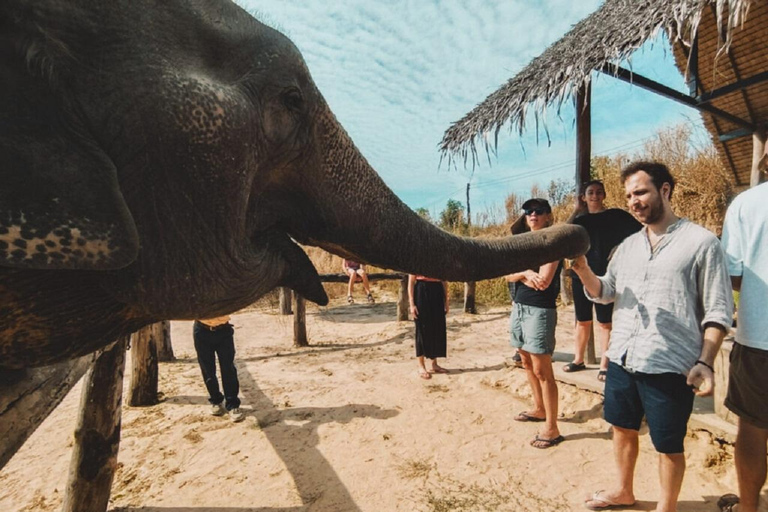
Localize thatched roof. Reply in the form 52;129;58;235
440;0;764;186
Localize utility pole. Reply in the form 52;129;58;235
463;182;476;314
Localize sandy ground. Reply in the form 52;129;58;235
0;291;756;512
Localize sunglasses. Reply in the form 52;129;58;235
523;208;548;216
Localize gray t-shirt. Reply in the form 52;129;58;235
585;218;733;375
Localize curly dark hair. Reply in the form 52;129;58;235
620;161;675;197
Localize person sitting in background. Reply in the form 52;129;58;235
343;259;374;304
505;198;564;449
564;180;641;381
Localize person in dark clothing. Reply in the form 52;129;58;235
505;198;564;449
408;274;449;380
193;316;244;422
563;180;641;381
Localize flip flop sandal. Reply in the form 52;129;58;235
347;295;354;304
419;371;432;380
530;434;565;449
367;293;375;303
597;370;607;382
717;494;740;512
515;412;545;422
584;490;636;510
563;362;586;372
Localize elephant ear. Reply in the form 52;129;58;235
0;74;139;270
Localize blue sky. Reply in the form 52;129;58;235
240;0;706;219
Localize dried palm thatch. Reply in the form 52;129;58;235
440;0;755;173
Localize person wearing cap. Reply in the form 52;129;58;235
505;198;564;449
563;179;641;381
571;161;732;512
193;315;245;422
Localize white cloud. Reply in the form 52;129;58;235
239;0;704;213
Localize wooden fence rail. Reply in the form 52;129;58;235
292;273;409;347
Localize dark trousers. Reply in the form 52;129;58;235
193;322;241;410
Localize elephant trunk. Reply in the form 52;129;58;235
294;108;589;281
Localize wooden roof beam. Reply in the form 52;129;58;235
697;71;768;104
599;64;755;130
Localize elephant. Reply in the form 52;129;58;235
0;0;588;370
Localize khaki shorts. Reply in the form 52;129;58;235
725;342;768;429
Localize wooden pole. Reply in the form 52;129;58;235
751;128;766;188
293;293;308;347
156;320;175;362
575;82;597;365
463;183;477;314
397;277;409;321
127;324;159;407
0;353;97;471
279;287;293;315
62;337;127;512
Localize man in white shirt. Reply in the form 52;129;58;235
571;161;733;512
718;176;768;512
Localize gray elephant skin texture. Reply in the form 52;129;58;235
0;1;588;369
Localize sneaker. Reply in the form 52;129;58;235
229;407;245;423
210;402;226;416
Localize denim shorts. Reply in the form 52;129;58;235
603;362;694;454
509;303;557;355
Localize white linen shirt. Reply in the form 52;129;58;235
585;218;733;375
721;181;768;350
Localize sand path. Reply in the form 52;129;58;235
0;294;744;511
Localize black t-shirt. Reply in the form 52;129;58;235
514;261;563;309
572;209;641;276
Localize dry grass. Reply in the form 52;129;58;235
395;457;434;480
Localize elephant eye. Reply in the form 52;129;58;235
281;89;304;112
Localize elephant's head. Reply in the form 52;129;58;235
0;1;588;368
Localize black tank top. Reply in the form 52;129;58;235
514;261;563;309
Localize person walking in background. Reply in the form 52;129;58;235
343;259;374;304
571;161;732;512
408;274;449;380
505;198;564;449
193;316;245;423
717;175;768;512
564;180;641;381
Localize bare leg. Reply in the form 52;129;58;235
347;271;356;298
417;355;430;379
657;452;685;512
519;351;545;419
359;271;372;295
586;426;637;508
572;320;592;365
530;353;559;441
734;418;768;512
595;321;612;371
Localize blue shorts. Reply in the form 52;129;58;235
509;303;557;355
603;362;694;454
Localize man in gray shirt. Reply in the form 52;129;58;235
571;161;733;512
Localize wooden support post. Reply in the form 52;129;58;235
293;293;308;347
156;320;175;362
559;272;571;306
751;128;766;187
279;287;293;315
575;82;597;365
127;324;159;407
62;337;127;512
397;277;410;321
463;282;476;314
0;353;97;471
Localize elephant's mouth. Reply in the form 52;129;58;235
248;228;328;306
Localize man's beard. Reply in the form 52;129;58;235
643;195;665;225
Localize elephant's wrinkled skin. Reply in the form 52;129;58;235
0;1;588;369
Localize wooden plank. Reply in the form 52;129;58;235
0;353;97;470
397;277;409;321
318;273;406;283
127;324;159;407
